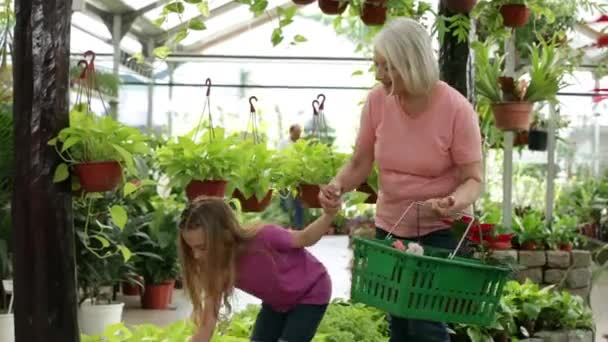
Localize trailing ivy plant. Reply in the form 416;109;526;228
230;140;277;200
48;105;152;184
273;139;348;194
155;125;241;190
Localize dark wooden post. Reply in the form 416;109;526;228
438;2;475;102
12;0;79;341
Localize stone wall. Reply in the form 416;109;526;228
490;249;593;303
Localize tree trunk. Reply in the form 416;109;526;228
12;0;79;341
438;2;475;103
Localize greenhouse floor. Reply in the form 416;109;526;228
121;236;608;341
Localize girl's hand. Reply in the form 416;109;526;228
319;182;342;209
426;196;456;217
323;203;340;216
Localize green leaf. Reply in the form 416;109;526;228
48;137;57;146
184;0;202;3
174;28;189;43
351;70;363;76
117;245;133;262
165;2;185;13
188;18;207;30
92;235;110;248
60;136;80;152
53;163;69;183
153;46;172;59
293;34;307;43
123;182;138;197
271;28;284;46
153;15;167;26
198;1;210;16
110;205;128;230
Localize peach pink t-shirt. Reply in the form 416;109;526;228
356;82;482;238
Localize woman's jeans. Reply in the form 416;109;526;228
375;227;456;342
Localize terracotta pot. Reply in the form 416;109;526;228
514;131;529;146
74;161;123;193
528;129;548;151
360;0;387;26
185;180;227;201
491;102;533;131
559;243;573;252
521;241;537;250
499;4;531;28
232;189;273;212
121;282;141;296
486;240;512;250
318;0;348;14
444;0;477;13
298;184;322;208
356;183;378;204
141;280;175;310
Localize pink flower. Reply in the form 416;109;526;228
392;240;407;251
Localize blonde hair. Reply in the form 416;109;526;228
373;18;439;96
178;196;259;325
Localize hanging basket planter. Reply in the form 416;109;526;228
491;102;533;131
233;189;273;212
360;0;387;26
298;184;323;208
356;183;378;204
527;129;548;151
74;161;123;193
319;0;348;14
444;0;477;13
514;131;528;146
186;180;227;201
499;4;530;28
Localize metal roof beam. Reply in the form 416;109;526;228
131;0;172;16
182;2;295;52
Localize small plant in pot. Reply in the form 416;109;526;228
497;0;532;28
443;0;477;13
546;215;581;251
360;0;388;26
318;0;348;15
230;140;276;212
513;210;548;250
528;115;548;151
474;39;565;132
49;106;152;193
274;140;347;208
134;195;182;310
156;126;240;201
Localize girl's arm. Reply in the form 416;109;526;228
191;297;219;342
291;210;339;248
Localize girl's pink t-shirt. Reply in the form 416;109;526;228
356;82;482;238
235;225;332;312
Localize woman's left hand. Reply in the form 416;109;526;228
426;196;456;217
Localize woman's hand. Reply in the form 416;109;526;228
319;181;342;209
426;196;456;217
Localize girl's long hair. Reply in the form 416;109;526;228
178;196;260;325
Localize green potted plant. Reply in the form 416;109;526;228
48;106;152;193
546;215;581;251
513;210;549;250
360;0;388;25
474;39;565;132
134;195;182;310
274;140;347;208
528;114;548;151
156;126;240;200
230;140;275;212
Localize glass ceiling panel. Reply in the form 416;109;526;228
72;12;111;40
127;0;162;11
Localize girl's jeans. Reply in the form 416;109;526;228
375;227;456;342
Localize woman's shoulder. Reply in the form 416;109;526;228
367;84;388;103
439;81;474;111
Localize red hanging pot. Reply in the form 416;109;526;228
499;4;531;28
74;161;123;193
298;184;322;208
444;0;477;13
514;131;529;146
186;180;227;201
356;183;378;204
491;102;533;131
232;189;273;212
141;280;175;310
319;0;348;14
360;0;387;26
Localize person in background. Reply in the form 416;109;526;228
318;18;483;342
278;124;305;230
180;196;339;342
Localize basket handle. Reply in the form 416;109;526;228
385;201;475;259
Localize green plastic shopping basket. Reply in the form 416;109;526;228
350;202;511;326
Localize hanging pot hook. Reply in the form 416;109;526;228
83;50;96;62
249;96;258;113
317;94;326;110
312;99;320;115
77;59;88;79
205;78;212;97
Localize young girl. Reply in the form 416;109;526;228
179;196;338;342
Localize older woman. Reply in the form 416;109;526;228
319;18;483;342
